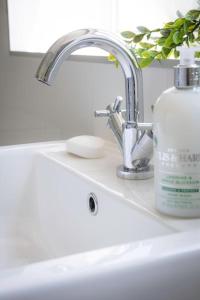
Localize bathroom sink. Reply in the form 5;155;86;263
0;141;200;300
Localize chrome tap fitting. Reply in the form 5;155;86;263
36;28;153;179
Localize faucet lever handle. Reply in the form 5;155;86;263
113;96;123;113
95;96;123;118
94;110;110;118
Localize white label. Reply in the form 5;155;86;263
155;147;200;210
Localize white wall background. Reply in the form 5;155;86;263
0;0;173;146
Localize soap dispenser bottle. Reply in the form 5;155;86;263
154;46;200;217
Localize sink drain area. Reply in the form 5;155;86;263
88;193;98;216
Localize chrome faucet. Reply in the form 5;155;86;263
36;28;153;179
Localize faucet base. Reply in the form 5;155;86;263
116;165;154;180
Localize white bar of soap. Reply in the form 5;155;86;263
66;135;105;158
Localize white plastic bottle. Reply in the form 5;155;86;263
154;46;200;217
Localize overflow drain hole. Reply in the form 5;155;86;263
88;193;98;216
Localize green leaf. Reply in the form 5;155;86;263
156;53;163;60
121;31;135;39
174;48;180;58
141;50;159;58
137;26;150;33
157;37;166;46
151;28;161;33
185;9;200;21
183;20;192;33
139;42;155;49
139;57;154;68
133;34;145;43
164;22;175;29
107;54;119;67
164;30;175;47
188;24;196;32
107;54;116;62
174;18;185;27
173;31;183;44
161;47;171;58
115;60;119;68
189;32;195;42
195;51;200;58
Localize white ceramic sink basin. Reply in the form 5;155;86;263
0;141;200;300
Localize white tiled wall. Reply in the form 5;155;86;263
0;0;173;146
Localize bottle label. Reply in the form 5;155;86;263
155;147;200;210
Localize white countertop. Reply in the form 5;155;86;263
42;141;200;233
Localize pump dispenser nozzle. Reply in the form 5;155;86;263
177;46;200;66
175;46;200;88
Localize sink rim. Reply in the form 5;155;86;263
0;227;200;295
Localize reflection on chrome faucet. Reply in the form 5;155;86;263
36;28;153;179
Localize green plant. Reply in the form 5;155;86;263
109;1;200;68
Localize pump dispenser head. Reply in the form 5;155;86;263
174;46;200;88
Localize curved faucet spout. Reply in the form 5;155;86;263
36;28;143;124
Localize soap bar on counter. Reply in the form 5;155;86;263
66;135;105;158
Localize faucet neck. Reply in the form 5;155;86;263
36;28;144;124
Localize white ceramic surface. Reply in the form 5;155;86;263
0;141;200;300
